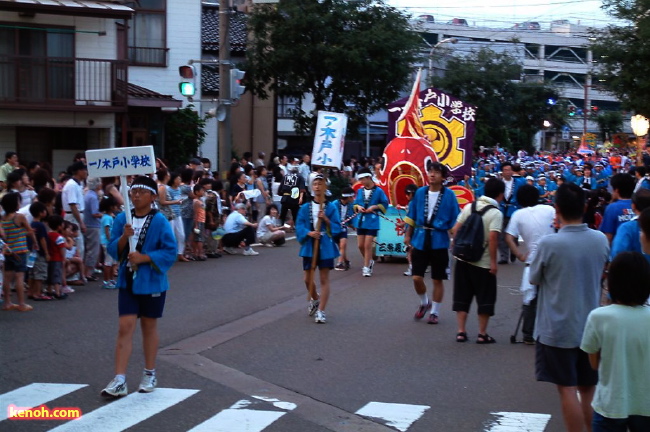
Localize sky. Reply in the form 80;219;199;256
387;0;620;29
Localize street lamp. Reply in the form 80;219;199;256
428;38;458;80
631;114;649;137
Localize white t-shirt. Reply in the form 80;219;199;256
427;191;440;223
503;178;514;201
505;204;556;264
62;178;84;212
581;304;650;418
256;215;278;238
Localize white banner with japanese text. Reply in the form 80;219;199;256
85;146;156;177
312;111;347;168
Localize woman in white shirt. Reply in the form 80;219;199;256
256;204;287;247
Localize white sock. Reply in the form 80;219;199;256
144;368;156;376
419;294;429;305
432;302;441;315
115;374;126;383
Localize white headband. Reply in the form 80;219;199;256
130;184;157;194
341;193;354;197
357;173;372;179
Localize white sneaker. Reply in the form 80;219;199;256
61;286;75;294
138;373;157;393
243;248;259;256
403;266;412;276
308;299;320;316
314;310;327;323
362;266;371;277
101;377;128;397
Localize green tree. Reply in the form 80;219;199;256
431;48;564;151
246;0;422;135
595;110;624;140
164;105;206;170
590;0;650;116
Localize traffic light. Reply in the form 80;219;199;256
178;65;196;98
568;106;576;116
230;68;246;101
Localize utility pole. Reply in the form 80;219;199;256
218;0;232;176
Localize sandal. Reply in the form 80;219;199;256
476;333;496;344
456;332;468;342
29;294;54;301
2;303;18;311
16;304;33;312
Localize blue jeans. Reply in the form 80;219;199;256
593;411;650;432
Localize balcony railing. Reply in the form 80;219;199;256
0;55;128;111
128;46;168;67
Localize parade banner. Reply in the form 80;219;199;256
387;88;475;181
85;145;156;253
312;111;347;168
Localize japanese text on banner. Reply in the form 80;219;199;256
312;111;347;168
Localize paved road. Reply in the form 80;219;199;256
1;236;564;431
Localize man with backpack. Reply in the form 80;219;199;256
403;162;460;324
279;165;306;229
451;177;504;344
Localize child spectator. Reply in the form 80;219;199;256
102;175;176;397
580;252;650;431
1;192;37;311
256;204;287;247
27;202;52;301
47;215;69;300
333;187;356;271
192;184;206;260
100;195;118;289
63;222;84;291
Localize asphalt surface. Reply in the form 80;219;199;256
0;236;565;431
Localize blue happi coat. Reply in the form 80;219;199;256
404;187;460;250
353;186;389;230
296;201;341;260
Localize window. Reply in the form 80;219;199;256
0;26;74;101
126;0;167;66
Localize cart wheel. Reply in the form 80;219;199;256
510;335;517;344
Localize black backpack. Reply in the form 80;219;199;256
452;201;497;262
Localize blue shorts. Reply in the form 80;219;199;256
302;257;334;271
535;342;598;387
357;228;378;236
333;229;348;243
5;253;28;273
118;287;167;319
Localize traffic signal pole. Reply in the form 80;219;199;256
219;0;232;176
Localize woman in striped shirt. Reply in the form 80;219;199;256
1;192;37;311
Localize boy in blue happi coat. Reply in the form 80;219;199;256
353;167;389;277
296;174;341;324
102;176;177;398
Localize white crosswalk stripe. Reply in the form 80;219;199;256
355;401;431;432
49;388;198;432
485;412;552;432
188;399;291;432
0;383;88;422
0;383;552;431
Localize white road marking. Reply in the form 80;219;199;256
188;399;286;432
50;388;199;431
0;383;88;421
485;412;551;432
251;395;297;411
355;401;430;432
